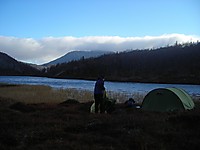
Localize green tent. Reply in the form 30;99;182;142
142;88;195;112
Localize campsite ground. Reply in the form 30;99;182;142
0;84;200;150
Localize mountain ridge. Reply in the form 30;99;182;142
43;50;112;66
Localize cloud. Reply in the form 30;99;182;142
0;34;199;65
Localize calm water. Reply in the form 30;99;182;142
0;76;200;97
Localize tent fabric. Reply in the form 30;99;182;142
167;88;194;110
142;88;194;112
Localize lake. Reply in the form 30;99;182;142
0;76;200;97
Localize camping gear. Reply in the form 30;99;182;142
90;98;116;113
124;98;136;108
124;98;141;108
142;88;195;112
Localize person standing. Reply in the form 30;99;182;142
94;76;105;113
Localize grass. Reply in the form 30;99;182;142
0;84;94;104
0;84;145;104
1;84;200;150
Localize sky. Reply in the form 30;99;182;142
0;0;200;64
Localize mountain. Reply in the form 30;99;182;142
43;50;112;66
0;52;42;76
46;42;200;84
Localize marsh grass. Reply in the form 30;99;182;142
1;84;197;105
1;100;200;150
0;84;93;104
107;91;146;104
1;84;200;150
0;84;146;104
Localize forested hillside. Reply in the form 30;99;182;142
47;42;200;84
0;52;42;76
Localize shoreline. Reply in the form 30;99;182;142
1;75;200;85
0;83;199;105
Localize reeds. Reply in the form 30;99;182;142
107;91;146;104
0;84;93;104
1;84;200;150
0;84;146;104
2;84;197;105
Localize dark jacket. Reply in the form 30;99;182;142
94;78;105;95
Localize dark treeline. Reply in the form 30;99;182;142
46;42;200;84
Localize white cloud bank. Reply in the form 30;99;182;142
0;34;199;65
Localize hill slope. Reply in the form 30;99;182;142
43;50;112;66
46;43;200;84
0;52;42;76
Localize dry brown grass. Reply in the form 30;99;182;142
107;91;145;104
1;97;200;150
1;84;200;150
0;84;94;104
0;84;146;104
